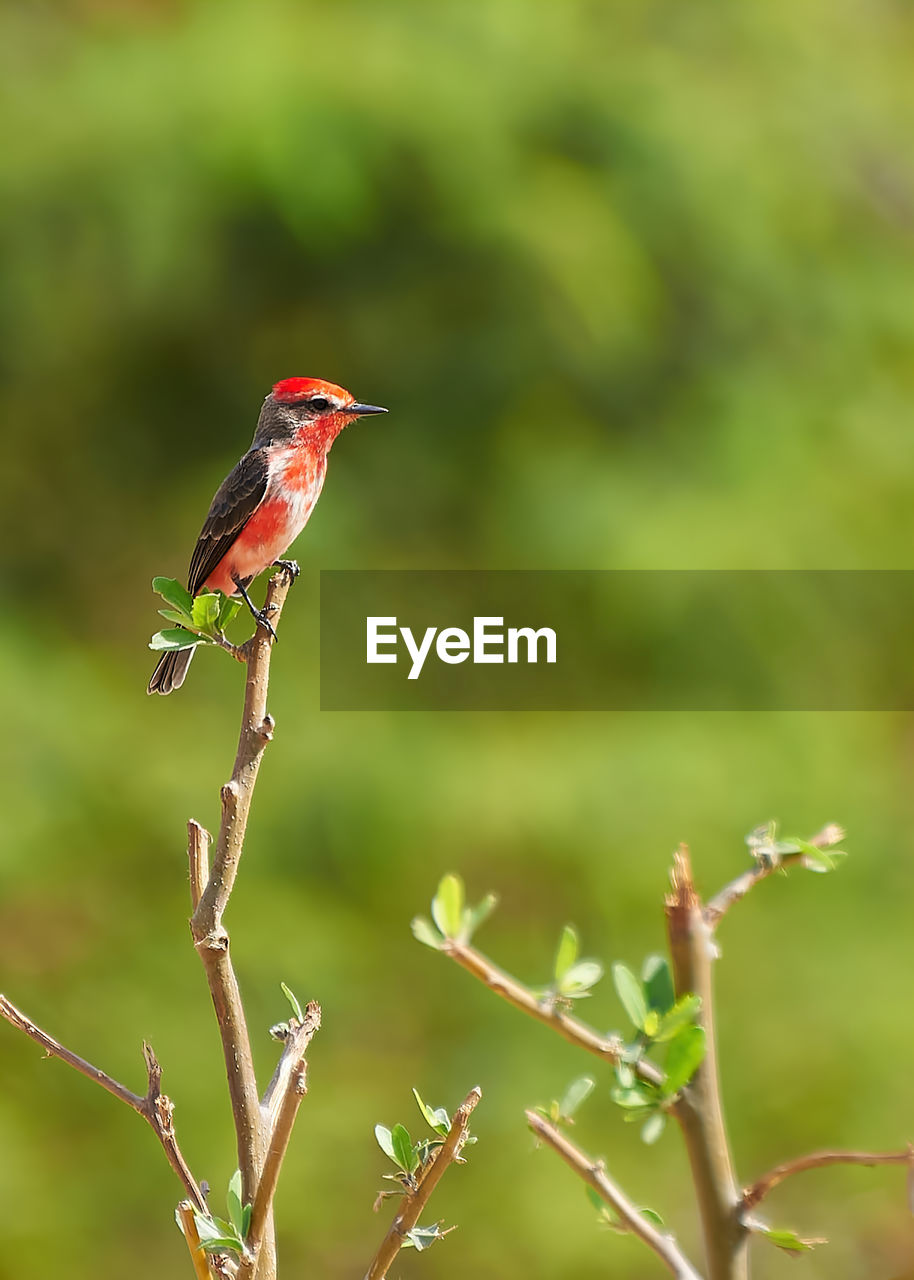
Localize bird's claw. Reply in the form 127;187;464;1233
273;559;300;581
254;608;278;642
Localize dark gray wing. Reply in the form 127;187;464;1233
187;448;270;594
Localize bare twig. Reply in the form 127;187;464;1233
365;1087;482;1280
704;824;844;927
177;1201;215;1280
741;1145;914;1213
189;572;291;1209
236;1003;322;1280
442;940;663;1089
665;848;747;1280
525;1109;703;1280
0;995;207;1216
188;819;211;913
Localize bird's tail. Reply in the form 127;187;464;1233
147;646;196;695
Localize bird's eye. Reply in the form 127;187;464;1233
308;396;331;413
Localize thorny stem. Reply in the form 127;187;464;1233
442;939;663;1089
0;995;207;1216
666;847;747;1280
189;568;295;1280
364;1088;482;1280
526;1110;703;1280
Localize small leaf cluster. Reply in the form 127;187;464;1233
536;1076;595;1127
411;874;497;950
149;576;242;652
547;925;604;1003
746;820;847;873
269;981;305;1041
191;1170;251;1258
373;1091;473;1256
585;1186;664;1234
375;1089;473;1195
610;956;705;1144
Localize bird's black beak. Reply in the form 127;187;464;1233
348;402;388;416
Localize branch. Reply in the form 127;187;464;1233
442;940;663;1089
704;824;844;927
177;1201;216;1280
525;1110;703;1280
235;1002;322;1280
741;1145;914;1213
188;572;292;1201
364;1087;481;1280
0;994;207;1216
665;848;747;1280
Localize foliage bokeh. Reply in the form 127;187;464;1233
2;1;914;1277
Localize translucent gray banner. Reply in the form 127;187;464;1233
319;570;914;710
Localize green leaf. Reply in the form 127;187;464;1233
280;982;303;1022
413;1088;450;1136
192;593;221;634
217;594;243;629
611;1084;656;1110
152;576;194;616
662;1025;707;1097
197;1237;244;1255
227;1170;244;1238
241;1203;252;1239
559;959;604;997
149;628;206;651
560;1076;595;1119
375;1125;396;1162
158;608;197;627
641;1112;666;1144
790;839;848;873
391;1123;417;1174
554;925;579;982
758;1226;821;1253
411;916;443;950
431;875;464;940
641;954;675;1014
643;1009;660;1039
403;1223;445;1251
465;892;498;938
655;994;702;1042
612;963;648;1031
585;1187;604;1212
640;1207;664;1227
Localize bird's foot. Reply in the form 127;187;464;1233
273;559;300;581
253;606;278;642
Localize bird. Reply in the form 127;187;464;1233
148;376;387;695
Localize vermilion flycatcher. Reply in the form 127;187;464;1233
147;376;387;695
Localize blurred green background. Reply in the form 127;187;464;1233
2;1;914;1276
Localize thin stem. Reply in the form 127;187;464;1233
442;940;663;1089
364;1087;481;1280
741;1146;914;1212
525;1110;703;1280
236;1003;322;1280
665;848;747;1280
705;824;844;927
176;1201;215;1280
189;568;294;1279
0;995;207;1216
